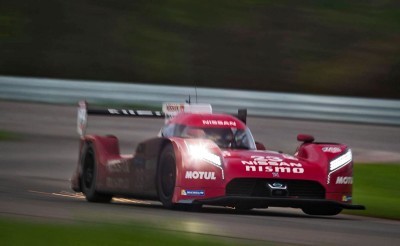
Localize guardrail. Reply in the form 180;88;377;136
1;76;400;125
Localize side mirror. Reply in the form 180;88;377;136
297;134;314;143
255;141;266;150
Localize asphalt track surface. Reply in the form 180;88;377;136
1;101;400;245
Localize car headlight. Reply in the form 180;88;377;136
187;144;222;167
330;149;352;172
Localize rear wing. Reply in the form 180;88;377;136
77;101;247;136
77;101;164;136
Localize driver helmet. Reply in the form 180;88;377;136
182;127;206;138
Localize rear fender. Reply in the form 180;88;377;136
78;135;121;191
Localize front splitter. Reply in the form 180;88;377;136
194;196;366;210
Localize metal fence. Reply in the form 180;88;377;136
1;75;400;125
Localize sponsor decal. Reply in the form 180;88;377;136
242;156;304;174
185;171;216;180
342;195;352;202
202;120;236;127
270;182;284;188
336;176;353;184
162;103;186;123
181;189;205;196
322;146;342;153
165;104;185;112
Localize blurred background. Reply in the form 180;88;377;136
1;0;399;98
1;2;400;242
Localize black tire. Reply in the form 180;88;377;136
301;206;342;216
157;144;177;208
81;143;112;203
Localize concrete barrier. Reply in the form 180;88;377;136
1;76;399;125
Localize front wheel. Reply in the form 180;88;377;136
81;144;112;203
157;144;177;208
301;206;342;216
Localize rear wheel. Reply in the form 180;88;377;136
157;144;177;208
301;206;342;216
81;144;112;203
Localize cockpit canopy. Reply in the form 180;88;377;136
161;113;257;150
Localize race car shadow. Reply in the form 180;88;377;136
199;206;347;220
109;199;349;220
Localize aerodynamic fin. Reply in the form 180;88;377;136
77;101;164;136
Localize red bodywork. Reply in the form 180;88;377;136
71;107;364;214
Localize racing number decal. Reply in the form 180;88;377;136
241;156;304;174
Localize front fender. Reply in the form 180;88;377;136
168;138;225;203
296;143;354;203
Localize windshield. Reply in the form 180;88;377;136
180;126;256;150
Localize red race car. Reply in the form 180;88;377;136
71;101;365;216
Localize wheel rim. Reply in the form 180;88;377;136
161;155;176;197
83;154;94;189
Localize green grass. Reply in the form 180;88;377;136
345;163;400;220
0;219;266;246
0;130;20;141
